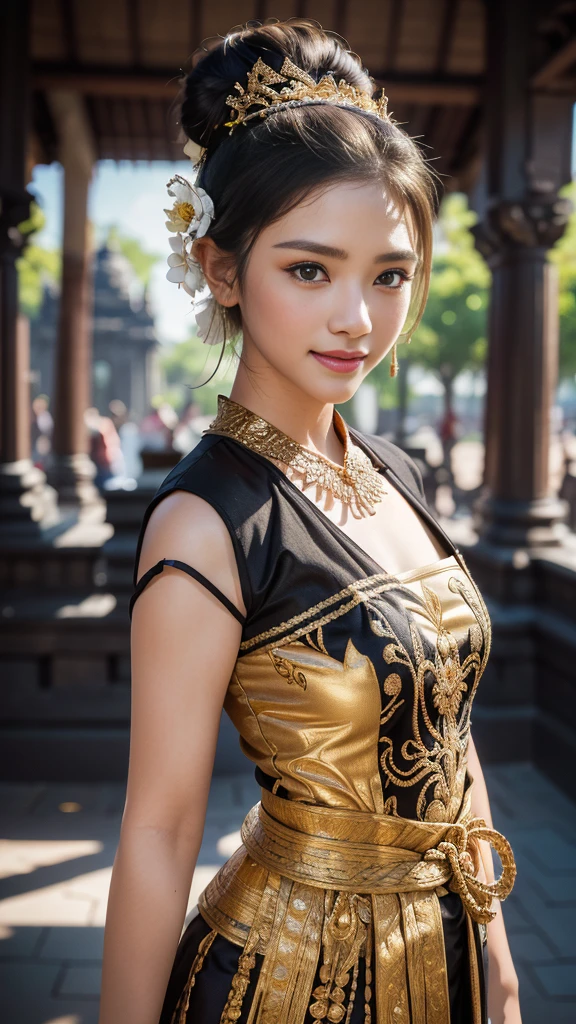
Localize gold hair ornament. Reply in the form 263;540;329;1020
224;56;389;132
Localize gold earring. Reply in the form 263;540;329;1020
389;342;399;377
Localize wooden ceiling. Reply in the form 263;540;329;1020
31;0;576;191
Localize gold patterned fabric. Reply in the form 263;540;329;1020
136;405;516;1024
195;773;514;1024
227;555;489;822
188;553;513;1024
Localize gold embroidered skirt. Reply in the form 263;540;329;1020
169;785;516;1024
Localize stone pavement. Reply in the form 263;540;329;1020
0;764;575;1024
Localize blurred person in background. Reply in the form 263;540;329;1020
110;399;141;482
140;401;177;452
31;394;53;470
440;406;459;466
85;406;123;491
172;400;203;455
109;398;128;433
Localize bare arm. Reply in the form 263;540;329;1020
98;492;246;1024
468;735;521;1024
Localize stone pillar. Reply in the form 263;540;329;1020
0;0;57;537
463;0;575;770
474;197;571;547
47;92;98;506
472;0;573;553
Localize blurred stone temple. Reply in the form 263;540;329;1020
31;242;159;422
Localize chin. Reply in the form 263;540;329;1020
297;376;363;407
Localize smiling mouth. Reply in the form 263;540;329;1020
310;350;367;373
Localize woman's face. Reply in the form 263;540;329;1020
236;181;419;405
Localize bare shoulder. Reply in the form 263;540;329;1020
126;488;243;836
136;489;246;617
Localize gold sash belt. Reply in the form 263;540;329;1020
193;786;516;1024
242;787;516;924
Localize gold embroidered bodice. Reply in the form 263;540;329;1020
139;408;491;824
225;553;490;824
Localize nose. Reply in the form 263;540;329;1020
327;284;372;339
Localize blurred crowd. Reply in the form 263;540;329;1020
30;394;576;526
30;395;212;493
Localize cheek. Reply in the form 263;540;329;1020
242;268;322;337
375;288;412;335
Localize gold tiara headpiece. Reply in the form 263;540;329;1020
224;56;389;132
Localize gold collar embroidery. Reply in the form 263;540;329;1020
204;394;386;517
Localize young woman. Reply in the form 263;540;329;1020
98;20;520;1024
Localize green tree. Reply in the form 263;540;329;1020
16;202;61;318
549;181;576;382
160;335;237;416
106;226;159;287
406;193;490;421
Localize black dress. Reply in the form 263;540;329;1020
131;411;502;1024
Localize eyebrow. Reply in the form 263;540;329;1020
273;240;420;264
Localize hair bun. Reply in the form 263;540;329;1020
180;20;373;151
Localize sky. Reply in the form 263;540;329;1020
29;159;199;347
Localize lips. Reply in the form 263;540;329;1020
311;350;367;374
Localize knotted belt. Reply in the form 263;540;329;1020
195;784;516;1024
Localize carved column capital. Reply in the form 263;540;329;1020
473;194;572;260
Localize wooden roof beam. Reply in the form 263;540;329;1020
384;80;479;106
189;0;203;56
384;0;404;73
34;67;185;99
434;0;460;74
47;91;97;175
127;0;143;69
334;0;348;39
60;0;78;65
33;65;482;105
532;37;576;90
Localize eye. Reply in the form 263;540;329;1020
376;269;413;289
286;262;329;283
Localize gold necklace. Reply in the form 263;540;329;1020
205;395;387;517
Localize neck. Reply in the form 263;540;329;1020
229;359;345;465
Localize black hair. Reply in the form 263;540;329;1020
179;20;439;340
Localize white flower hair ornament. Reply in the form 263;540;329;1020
164;175;213;237
164;161;224;346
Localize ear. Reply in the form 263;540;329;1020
193;236;240;308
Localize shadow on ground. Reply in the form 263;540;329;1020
0;766;574;1023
